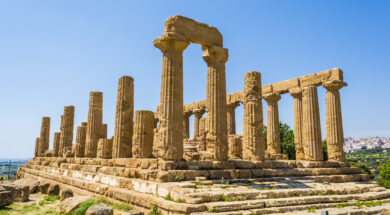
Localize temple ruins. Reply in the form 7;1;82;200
18;15;390;214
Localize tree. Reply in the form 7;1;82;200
322;140;328;161
379;159;390;188
264;122;295;160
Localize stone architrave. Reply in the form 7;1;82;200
58;106;74;157
289;88;305;160
154;35;190;160
243;71;265;161
264;93;281;155
113;76;134;158
203;45;229;161
74;125;87;158
97;138;113;159
132;110;154;158
38;117;50;157
198;117;206;151
183;112;192;139
323;80;347;162
34;137;40;157
227;102;239;135
193;109;205;139
302;85;323;161
85;91;103;158
52;132;61;157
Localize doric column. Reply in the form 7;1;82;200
198;117;207;151
183;112;191;139
302;85;323;161
226;102;239;135
97;138;113;159
52;132;61;157
323;80;347;162
203;45;229;161
193;109;205;139
34;137;40;157
85;91;103;158
264;93;281;155
101;123;107;139
113;76;134;158
58;106;74;157
132;110;154;158
154;34;190;160
289;88;305;160
74;125;87;158
243;71;265;161
38;117;50;157
228;135;243;159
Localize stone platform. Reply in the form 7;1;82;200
17;157;390;214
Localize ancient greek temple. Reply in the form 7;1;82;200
18;16;379;215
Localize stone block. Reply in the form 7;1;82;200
272;78;299;94
262;84;273;94
300;70;331;87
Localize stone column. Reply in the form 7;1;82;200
183;112;191;139
243;71;265;161
323;80;347;162
264;93;281;155
101;123;107;139
289;88;305;160
154;35;189;160
85;91;103;158
228;135;243;159
227;103;239;135
203;45;229;161
97;138;113;159
74;125;87;158
34;137;40;157
38;117;50;157
113;76;134;158
198;117;207;151
302;85;323;161
52;132;61;157
132;110;154;158
58;106;74;157
193;109;205;139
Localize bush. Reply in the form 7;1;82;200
379;159;390;188
72;200;99;215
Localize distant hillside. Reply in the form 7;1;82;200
344;137;390;153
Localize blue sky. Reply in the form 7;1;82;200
0;1;389;158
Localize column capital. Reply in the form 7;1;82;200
202;45;228;64
153;33;190;53
183;111;192;118
322;80;347;91
227;102;240;109
289;87;303;98
193;109;205;117
263;93;281;102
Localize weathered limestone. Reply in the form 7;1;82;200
52;132;61;157
58;106;75;157
228;135;243;159
226;102;239;135
97;138;113;159
263;93;281;155
113;76;134;158
38;117;50;157
74;125;87;158
289;88;305;160
203;45;229;161
34;138;39;157
101;124;107;139
154;35;189;160
243;71;265;161
193;109;205;139
198;117;207;151
183;112;191;139
85;91;103;158
302;85;323;161
323;80;347;162
132;110;154;158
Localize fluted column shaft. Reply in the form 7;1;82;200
132;110;154;158
34;137;40;157
227;103;239;135
74;125;87;158
289;88;305;160
52;132;61;157
113;76;134;158
58;106;74;157
193;109;205;139
243;71;265;161
198;117;207;151
323;80;347;162
203;45;229;161
183;112;191;139
264;94;281;155
38;117;50;156
154;35;189;160
85;91;103;158
302;85;323;161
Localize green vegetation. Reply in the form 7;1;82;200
168;171;182;182
164;193;173;201
39;195;60;206
71;199;99;215
149;203;162;215
97;197;132;211
308;207;316;212
379;159;390;188
221;194;232;202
